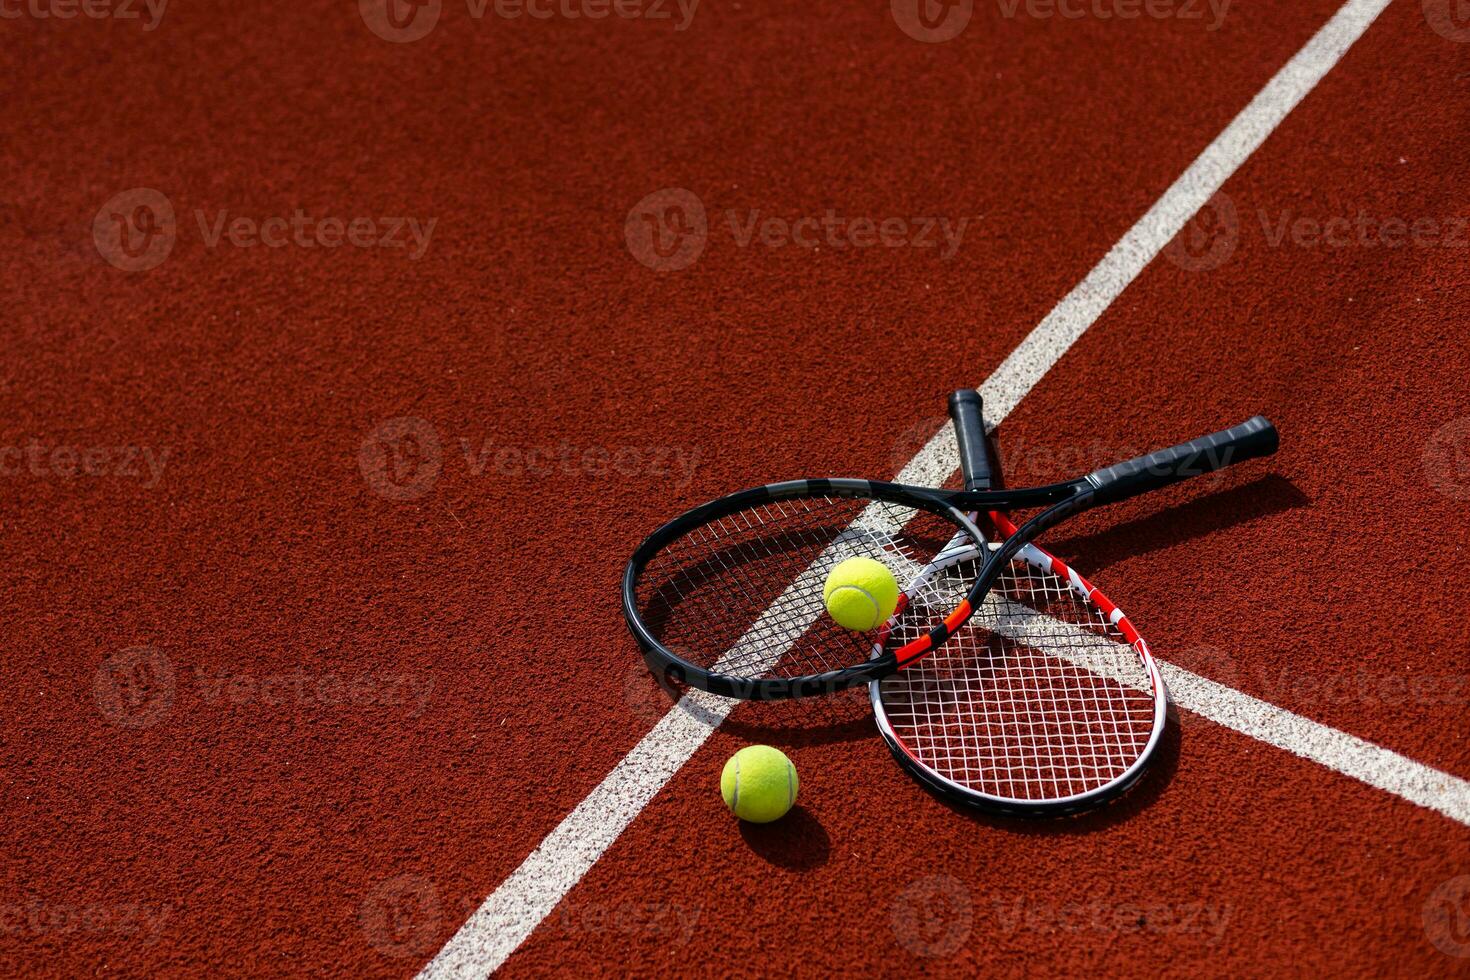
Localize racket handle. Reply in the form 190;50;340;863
1085;416;1278;505
948;389;994;492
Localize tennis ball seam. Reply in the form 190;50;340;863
722;746;796;822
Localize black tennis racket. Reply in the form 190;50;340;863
871;392;1167;814
622;397;1276;700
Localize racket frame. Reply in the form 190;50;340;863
622;478;988;699
623;415;1276;700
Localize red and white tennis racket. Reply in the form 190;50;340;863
871;391;1166;814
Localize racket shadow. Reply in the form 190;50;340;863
1045;474;1305;572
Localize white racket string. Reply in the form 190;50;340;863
636;496;976;682
876;529;1161;805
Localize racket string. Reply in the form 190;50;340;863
879;551;1157;802
636;496;977;682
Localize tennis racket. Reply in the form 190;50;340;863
622;398;1276;700
871;392;1167;814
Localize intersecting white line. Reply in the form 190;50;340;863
417;2;1421;975
986;604;1470;827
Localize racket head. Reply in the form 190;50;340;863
621;479;990;700
871;509;1167;815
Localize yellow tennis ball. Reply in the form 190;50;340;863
823;556;900;631
720;745;799;823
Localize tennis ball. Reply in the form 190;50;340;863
720;745;799;823
823;556;900;631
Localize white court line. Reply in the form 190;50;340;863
419;1;1404;975
1158;663;1470;826
986;603;1470;827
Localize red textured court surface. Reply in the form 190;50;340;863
3;0;1469;976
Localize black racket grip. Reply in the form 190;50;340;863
948;389;994;492
1085;416;1278;505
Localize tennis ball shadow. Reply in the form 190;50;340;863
926;710;1185;837
737;805;831;870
